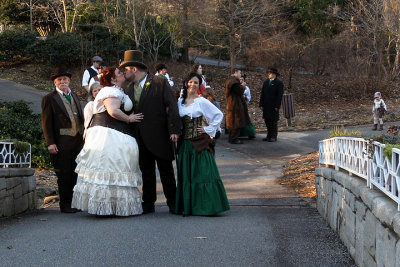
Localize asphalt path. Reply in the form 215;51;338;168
0;79;47;114
0;79;375;266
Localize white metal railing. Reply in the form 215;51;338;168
0;141;31;168
319;137;400;211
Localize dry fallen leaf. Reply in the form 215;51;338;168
194;236;207;240
39;218;48;221
7;245;13;249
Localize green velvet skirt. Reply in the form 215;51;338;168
239;123;256;137
224;123;256;138
175;140;230;215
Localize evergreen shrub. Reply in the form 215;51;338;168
29;33;81;66
0;29;36;60
0;100;51;168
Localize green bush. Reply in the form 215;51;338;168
0;29;36;60
0;100;51;168
77;25;130;66
29;33;81;66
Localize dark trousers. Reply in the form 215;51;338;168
228;128;240;142
51;134;83;210
264;119;278;139
138;137;176;210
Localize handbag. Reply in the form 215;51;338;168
377;102;386;117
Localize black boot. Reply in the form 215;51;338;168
379;124;383;131
372;124;377;131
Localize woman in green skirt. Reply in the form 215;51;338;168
175;72;230;216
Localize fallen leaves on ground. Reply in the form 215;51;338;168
280;152;319;200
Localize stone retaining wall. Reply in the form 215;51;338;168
316;167;400;266
0;168;36;217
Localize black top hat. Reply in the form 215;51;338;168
50;67;72;81
119;50;148;69
155;63;167;71
267;68;280;76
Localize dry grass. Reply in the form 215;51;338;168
280;152;319;200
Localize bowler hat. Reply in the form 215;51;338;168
155;63;166;71
119;50;147;69
267;68;280;76
50;67;72;81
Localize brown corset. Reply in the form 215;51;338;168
182;116;204;139
89;111;135;137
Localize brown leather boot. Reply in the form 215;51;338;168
379;124;383;131
372;124;377;130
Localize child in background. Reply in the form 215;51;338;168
372;92;387;131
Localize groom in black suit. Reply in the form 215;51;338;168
41;67;84;213
120;50;181;214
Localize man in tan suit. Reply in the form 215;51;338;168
41;67;84;213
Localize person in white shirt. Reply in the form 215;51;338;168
83;81;102;131
240;74;251;104
191;64;211;95
372;92;387;131
82;56;103;92
154;63;174;87
175;72;229;216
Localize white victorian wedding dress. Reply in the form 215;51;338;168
72;85;142;216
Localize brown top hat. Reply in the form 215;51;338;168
50;67;72;81
119;50;148;69
267;68;280;76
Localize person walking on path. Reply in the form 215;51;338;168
41;67;84;213
372;91;387;131
259;68;284;142
72;67;144;216
82;56;103;92
154;63;174;87
225;68;251;144
120;50;181;214
175;72;229;216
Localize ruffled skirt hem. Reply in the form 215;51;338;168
72;182;143;216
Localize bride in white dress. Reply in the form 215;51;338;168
72;67;144;216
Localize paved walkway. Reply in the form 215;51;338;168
0;79;368;266
0;79;47;113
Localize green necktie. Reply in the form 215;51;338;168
269;79;272;85
63;93;71;104
134;82;143;103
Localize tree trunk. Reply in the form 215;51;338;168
393;37;400;79
132;0;139;48
228;0;236;72
62;0;68;32
181;0;189;63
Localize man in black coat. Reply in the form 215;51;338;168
120;50;181;214
259;68;284;142
41;67;84;213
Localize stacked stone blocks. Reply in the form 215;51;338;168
0;168;36;217
316;167;400;267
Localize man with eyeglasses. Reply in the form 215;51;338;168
82;56;103;92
